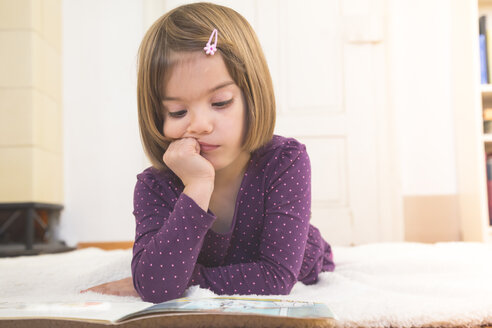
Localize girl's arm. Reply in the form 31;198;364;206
132;138;216;303
131;176;216;303
189;145;312;295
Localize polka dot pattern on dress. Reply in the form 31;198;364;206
131;135;334;304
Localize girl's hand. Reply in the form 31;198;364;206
163;138;215;186
80;277;139;297
164;138;215;211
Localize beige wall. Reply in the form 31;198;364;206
404;195;462;243
0;0;63;204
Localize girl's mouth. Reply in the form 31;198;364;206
198;142;220;152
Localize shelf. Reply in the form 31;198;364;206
459;1;492;243
481;85;492;104
483;134;492;142
481;84;492;94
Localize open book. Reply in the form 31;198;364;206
1;297;337;326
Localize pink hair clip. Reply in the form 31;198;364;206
204;29;218;55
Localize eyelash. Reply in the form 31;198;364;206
167;99;233;118
213;99;233;108
168;110;187;118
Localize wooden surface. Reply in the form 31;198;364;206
77;241;133;250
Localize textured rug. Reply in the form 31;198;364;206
1;242;492;327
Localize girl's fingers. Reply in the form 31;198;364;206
194;139;199;152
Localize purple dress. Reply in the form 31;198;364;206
131;135;335;303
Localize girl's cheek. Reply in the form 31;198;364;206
163;121;173;138
163;121;185;138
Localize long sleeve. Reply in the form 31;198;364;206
189;143;312;295
131;173;216;303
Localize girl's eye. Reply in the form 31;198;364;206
212;99;233;108
167;110;187;118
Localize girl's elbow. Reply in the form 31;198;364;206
268;274;297;295
136;285;185;304
263;263;298;295
139;290;176;303
278;280;296;295
133;276;185;304
280;270;299;294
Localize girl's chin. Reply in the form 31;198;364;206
210;161;226;172
202;149;248;173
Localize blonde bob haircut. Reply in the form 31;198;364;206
137;2;276;171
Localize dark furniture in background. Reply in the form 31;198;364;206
0;202;73;257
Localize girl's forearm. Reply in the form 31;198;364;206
132;192;215;303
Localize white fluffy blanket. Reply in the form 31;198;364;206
1;242;492;327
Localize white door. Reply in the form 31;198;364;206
255;0;402;246
158;0;403;246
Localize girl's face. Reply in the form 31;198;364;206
162;52;248;172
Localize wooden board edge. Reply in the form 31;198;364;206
77;241;133;250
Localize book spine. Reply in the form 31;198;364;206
480;35;488;84
480;16;489;84
487;29;492;80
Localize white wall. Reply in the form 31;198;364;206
388;0;457;196
60;0;147;245
59;0;460;245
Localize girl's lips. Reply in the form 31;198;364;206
198;142;219;152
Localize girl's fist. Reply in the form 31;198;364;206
163;138;215;186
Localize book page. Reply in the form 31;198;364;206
0;301;151;323
117;297;336;322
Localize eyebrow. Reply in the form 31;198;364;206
162;81;235;101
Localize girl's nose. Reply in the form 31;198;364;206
187;110;213;135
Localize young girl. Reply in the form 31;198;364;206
83;2;334;303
